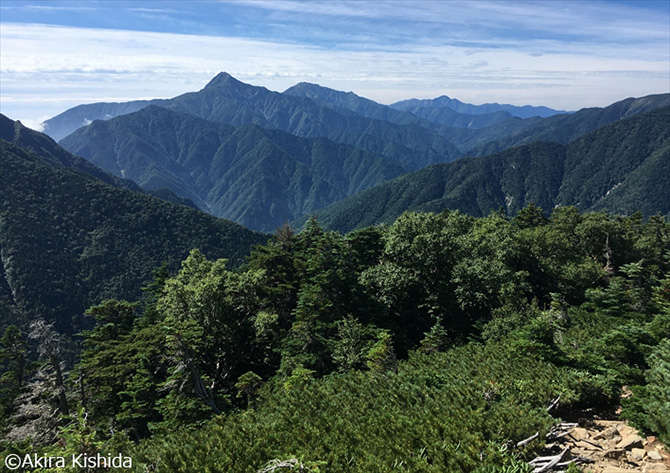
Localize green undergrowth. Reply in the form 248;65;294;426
130;342;578;472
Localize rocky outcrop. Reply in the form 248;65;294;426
530;418;669;472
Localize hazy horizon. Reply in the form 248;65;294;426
1;0;669;130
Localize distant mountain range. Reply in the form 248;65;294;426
37;72;670;236
0;115;267;333
43;99;166;142
60;105;405;232
468;93;670;156
42;77;565;143
295;106;670;232
390;95;567;118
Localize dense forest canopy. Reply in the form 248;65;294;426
0;129;268;336
293;106;670;233
1;206;668;471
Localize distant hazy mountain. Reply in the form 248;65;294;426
0;116;267;333
59;106;406;232
283;82;434;126
283;82;514;130
43;73;670;187
398;104;514;129
42;99;166;141
390;95;567;118
46;74;668;167
160;73;462;171
297;106;670;233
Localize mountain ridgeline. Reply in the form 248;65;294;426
298;106;670;233
60;106;406;232
160;73;464;170
43;99;167;142
390;94;567;118
47;73;670;235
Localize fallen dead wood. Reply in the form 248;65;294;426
516;432;540;448
546;395;561;412
529;447;569;473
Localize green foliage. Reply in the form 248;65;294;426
0;133;268;336
331;316;376;372
235;371;263;408
60;106;407;232
76;300;165;439
623;338;670;444
642;339;670;444
4;197;669;470
0;326;30;435
282;366;315;392
419;318;450;354
6;84;670;472
129;342;575;472
365;330;397;373
301;106;670;234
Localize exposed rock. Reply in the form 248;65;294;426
575;440;602;450
603;466;635;473
643;465;670;473
630;447;646;462
524;409;667;473
570;427;590;440
602;448;627;459
595;426;620;441
605;436;623;449
646;449;663;461
617;434;644;451
617;424;637;438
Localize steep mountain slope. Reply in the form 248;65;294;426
158;73;463;171
0;114;142;192
470;94;670;156
1;114;199;210
42;99;166;142
283;82;435;126
299;106;670;232
45;74;667;166
279;81;669;158
59;106;406;232
390;95;567;118
0;124;268;334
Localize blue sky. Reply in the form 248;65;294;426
1;0;669;130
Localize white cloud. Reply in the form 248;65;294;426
229;0;670;45
0;21;667;125
15;114;50;132
21;5;97;12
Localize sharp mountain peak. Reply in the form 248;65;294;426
204;72;248;89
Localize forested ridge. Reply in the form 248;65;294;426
300;106;670;233
0;128;268;336
60;105;406;232
1;205;668;472
53;75;670;236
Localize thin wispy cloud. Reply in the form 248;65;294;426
232;0;670;44
18;5;97;11
0;0;668;128
127;8;188;14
